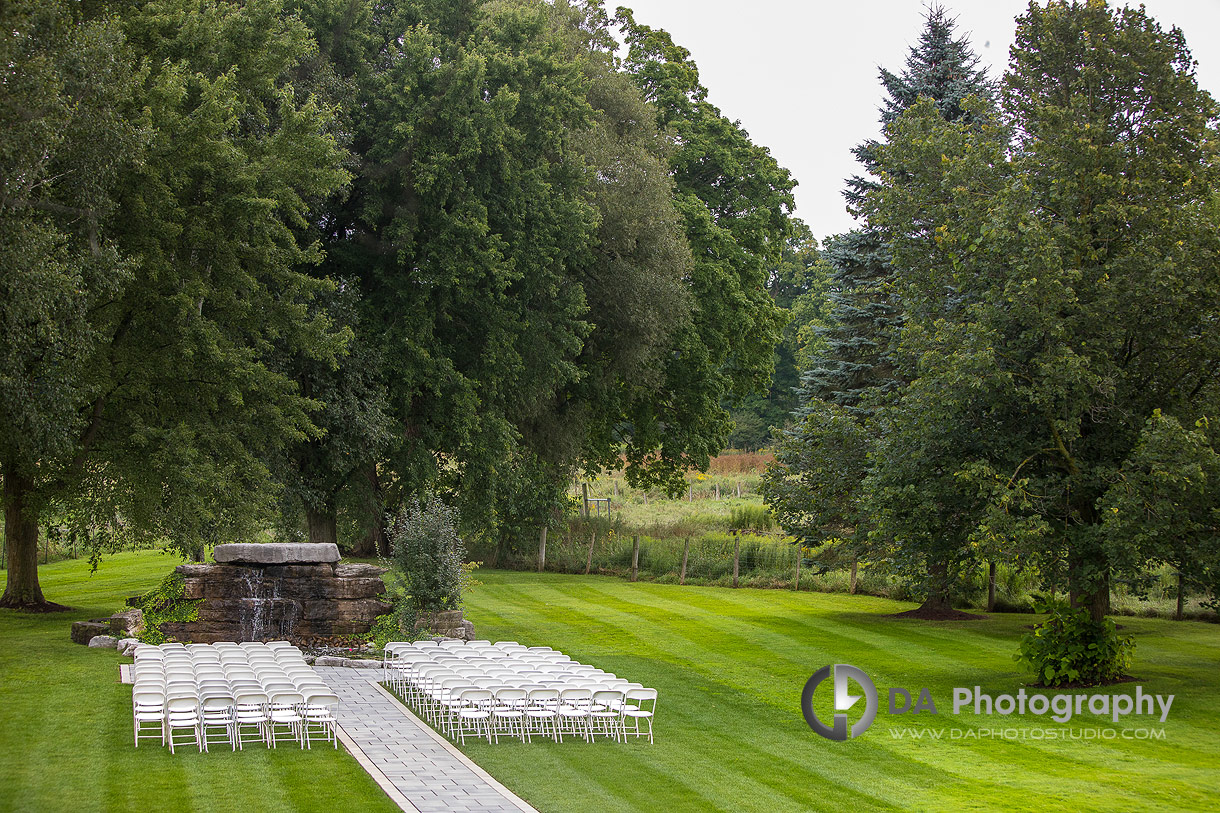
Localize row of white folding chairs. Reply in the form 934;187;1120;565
132;664;325;691
413;669;635;714
135;645;307;665
398;662;620;706
428;684;657;745
387;654;601;700
133;685;339;753
135;641;301;656
407;668;653;735
134;676;330;701
383;642;576;691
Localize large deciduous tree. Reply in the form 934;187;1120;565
612;6;796;491
304;1;795;552
0;0;348;608
867;0;1220;622
312;0;605;545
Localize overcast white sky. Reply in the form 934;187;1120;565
616;0;1220;244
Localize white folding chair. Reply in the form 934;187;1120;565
556;688;593;743
622;688;657;743
301;691;339;749
590;690;625;741
133;689;166;748
233;691;271;749
524;688;560;743
164;696;203;754
200;694;236;752
491;688;528;743
452;689;493;744
267;691;305;748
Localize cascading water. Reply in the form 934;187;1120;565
166;543;391;642
238;567;301;641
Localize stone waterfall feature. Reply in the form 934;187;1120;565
160;543;392;643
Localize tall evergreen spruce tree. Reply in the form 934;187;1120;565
798;6;994;416
765;7;994;613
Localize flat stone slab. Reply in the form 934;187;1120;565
212;542;340;565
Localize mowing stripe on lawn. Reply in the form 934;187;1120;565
458;570;1220;813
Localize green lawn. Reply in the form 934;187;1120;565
458;570;1220;812
0;551;397;813
3;554;1219;812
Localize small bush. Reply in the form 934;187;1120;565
385;497;477;630
1016;596;1135;686
367;612;425;649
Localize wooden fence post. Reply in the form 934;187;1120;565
537;526;547;573
732;538;740;588
736;481;741;498
987;561;997;612
630;536;640;582
688;483;693;502
679;537;690;585
585;533;596;575
715;483;720;500
582;483;590;518
794;546;801;591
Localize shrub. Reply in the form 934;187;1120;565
385;497;476;630
1016;596;1135;686
130;572;201;644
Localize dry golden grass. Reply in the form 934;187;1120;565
707;450;774;475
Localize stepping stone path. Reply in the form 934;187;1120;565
314;666;536;813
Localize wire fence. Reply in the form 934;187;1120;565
473;531;852;590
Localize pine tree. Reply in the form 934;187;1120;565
765;6;996;610
797;5;994;418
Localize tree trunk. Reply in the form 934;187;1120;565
306;508;338;547
1069;568;1110;623
849;556;859;595
1175;571;1185;621
987;561;997;612
1;469;50;609
899;559;964;618
349;465;382;557
370;465;389;557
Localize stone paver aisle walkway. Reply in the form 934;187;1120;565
314;667;536;813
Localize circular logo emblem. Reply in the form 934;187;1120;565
802;663;878;740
